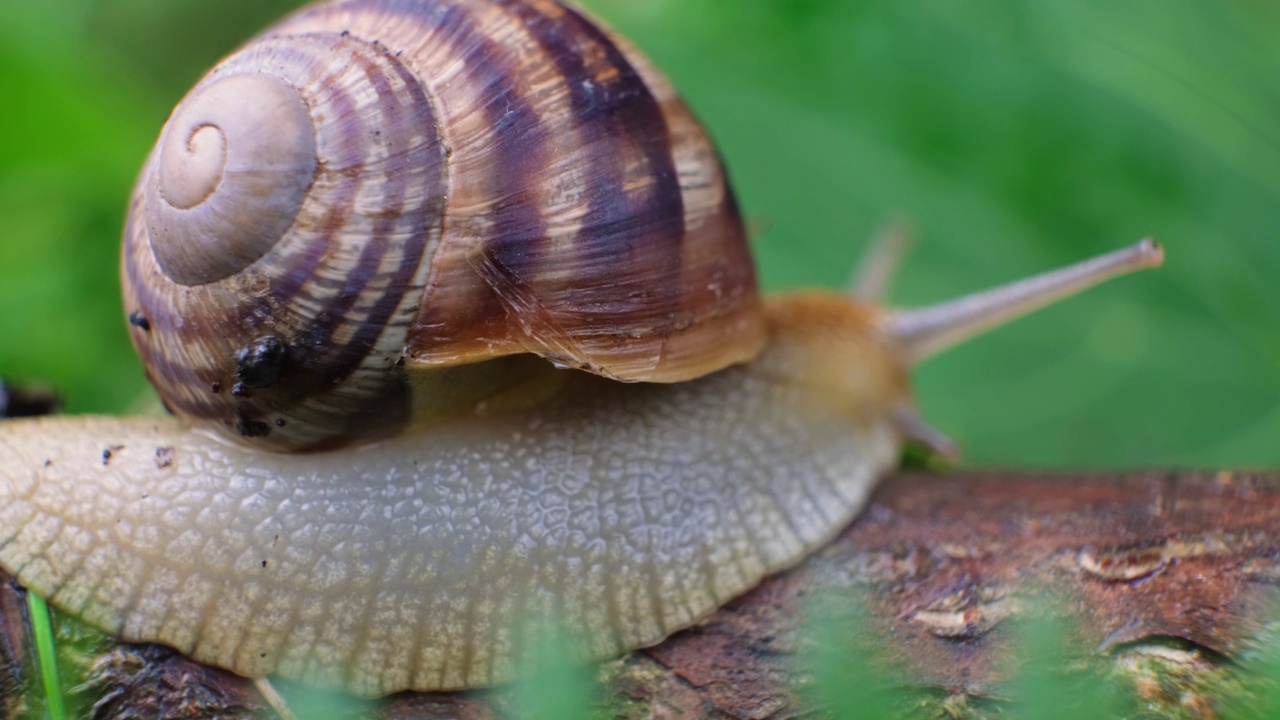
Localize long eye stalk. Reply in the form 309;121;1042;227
890;239;1164;366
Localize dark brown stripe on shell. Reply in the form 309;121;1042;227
525;0;684;336
261;53;359;305
270;41;426;390
331;0;561;348
399;0;688;370
264;41;437;447
123;189;240;422
435;0;554;318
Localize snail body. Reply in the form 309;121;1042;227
0;0;1165;698
0;294;899;695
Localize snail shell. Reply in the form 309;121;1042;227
124;0;764;451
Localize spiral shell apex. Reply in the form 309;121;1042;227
123;0;766;450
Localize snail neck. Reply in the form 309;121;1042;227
757;292;910;426
408;292;914;436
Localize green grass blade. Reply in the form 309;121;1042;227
26;591;66;720
508;618;599;720
801;591;902;720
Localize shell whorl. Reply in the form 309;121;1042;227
123;0;766;451
124;30;447;450
147;73;318;285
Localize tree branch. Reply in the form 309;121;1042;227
3;470;1277;719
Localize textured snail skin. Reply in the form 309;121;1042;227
0;293;902;696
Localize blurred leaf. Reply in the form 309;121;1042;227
0;7;162;412
86;0;303;98
276;683;372;719
1220;613;1280;720
1008;604;1133;719
507;617;599;720
801;591;904;719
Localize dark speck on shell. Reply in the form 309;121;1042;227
235;336;287;389
235;416;271;438
127;311;151;332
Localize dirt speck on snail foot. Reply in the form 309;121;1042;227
102;444;125;466
154;447;175;469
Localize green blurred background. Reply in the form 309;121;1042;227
0;0;1276;468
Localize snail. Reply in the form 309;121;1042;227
0;0;1164;698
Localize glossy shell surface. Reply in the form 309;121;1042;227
123;0;765;450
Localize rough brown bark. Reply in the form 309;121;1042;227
3;470;1278;719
